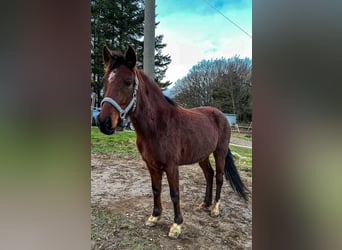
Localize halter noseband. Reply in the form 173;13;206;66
100;73;139;120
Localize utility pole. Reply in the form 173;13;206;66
143;0;155;80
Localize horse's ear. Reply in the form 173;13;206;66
103;45;112;67
124;45;136;69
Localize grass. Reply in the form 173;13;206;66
91;127;252;176
232;131;252;141
91;127;139;157
207;144;252;177
230;145;252;177
91;204;158;250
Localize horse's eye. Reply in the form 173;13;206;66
125;80;133;86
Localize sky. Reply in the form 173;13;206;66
155;0;252;85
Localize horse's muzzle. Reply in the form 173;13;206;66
97;115;115;135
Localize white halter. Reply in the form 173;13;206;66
100;74;139;120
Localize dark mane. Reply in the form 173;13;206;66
164;95;177;106
137;69;177;107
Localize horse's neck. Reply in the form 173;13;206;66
130;72;170;135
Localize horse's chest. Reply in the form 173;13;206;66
136;138;172;164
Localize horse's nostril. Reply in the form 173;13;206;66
104;116;112;130
97;115;114;134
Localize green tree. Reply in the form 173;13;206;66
174;57;252;123
91;0;172;105
154;34;172;90
91;0;144;106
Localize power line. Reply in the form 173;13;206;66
202;0;252;39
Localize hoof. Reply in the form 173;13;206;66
168;223;182;238
145;215;160;227
210;200;220;217
198;202;211;209
196;202;211;212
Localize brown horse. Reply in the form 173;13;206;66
97;45;248;238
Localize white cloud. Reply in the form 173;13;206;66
156;2;252;83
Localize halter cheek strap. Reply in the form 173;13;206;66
100;74;139;120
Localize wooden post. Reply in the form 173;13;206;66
143;0;155;79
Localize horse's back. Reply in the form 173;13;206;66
195;106;230;139
176;106;230;164
188;106;230;132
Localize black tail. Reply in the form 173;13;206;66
224;149;249;201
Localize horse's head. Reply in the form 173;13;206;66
97;45;138;135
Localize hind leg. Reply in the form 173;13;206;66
198;158;214;208
211;149;226;217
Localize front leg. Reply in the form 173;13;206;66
165;165;183;238
145;166;163;227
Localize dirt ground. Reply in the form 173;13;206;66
91;143;252;249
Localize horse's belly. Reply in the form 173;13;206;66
178;136;217;165
137;124;219;166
